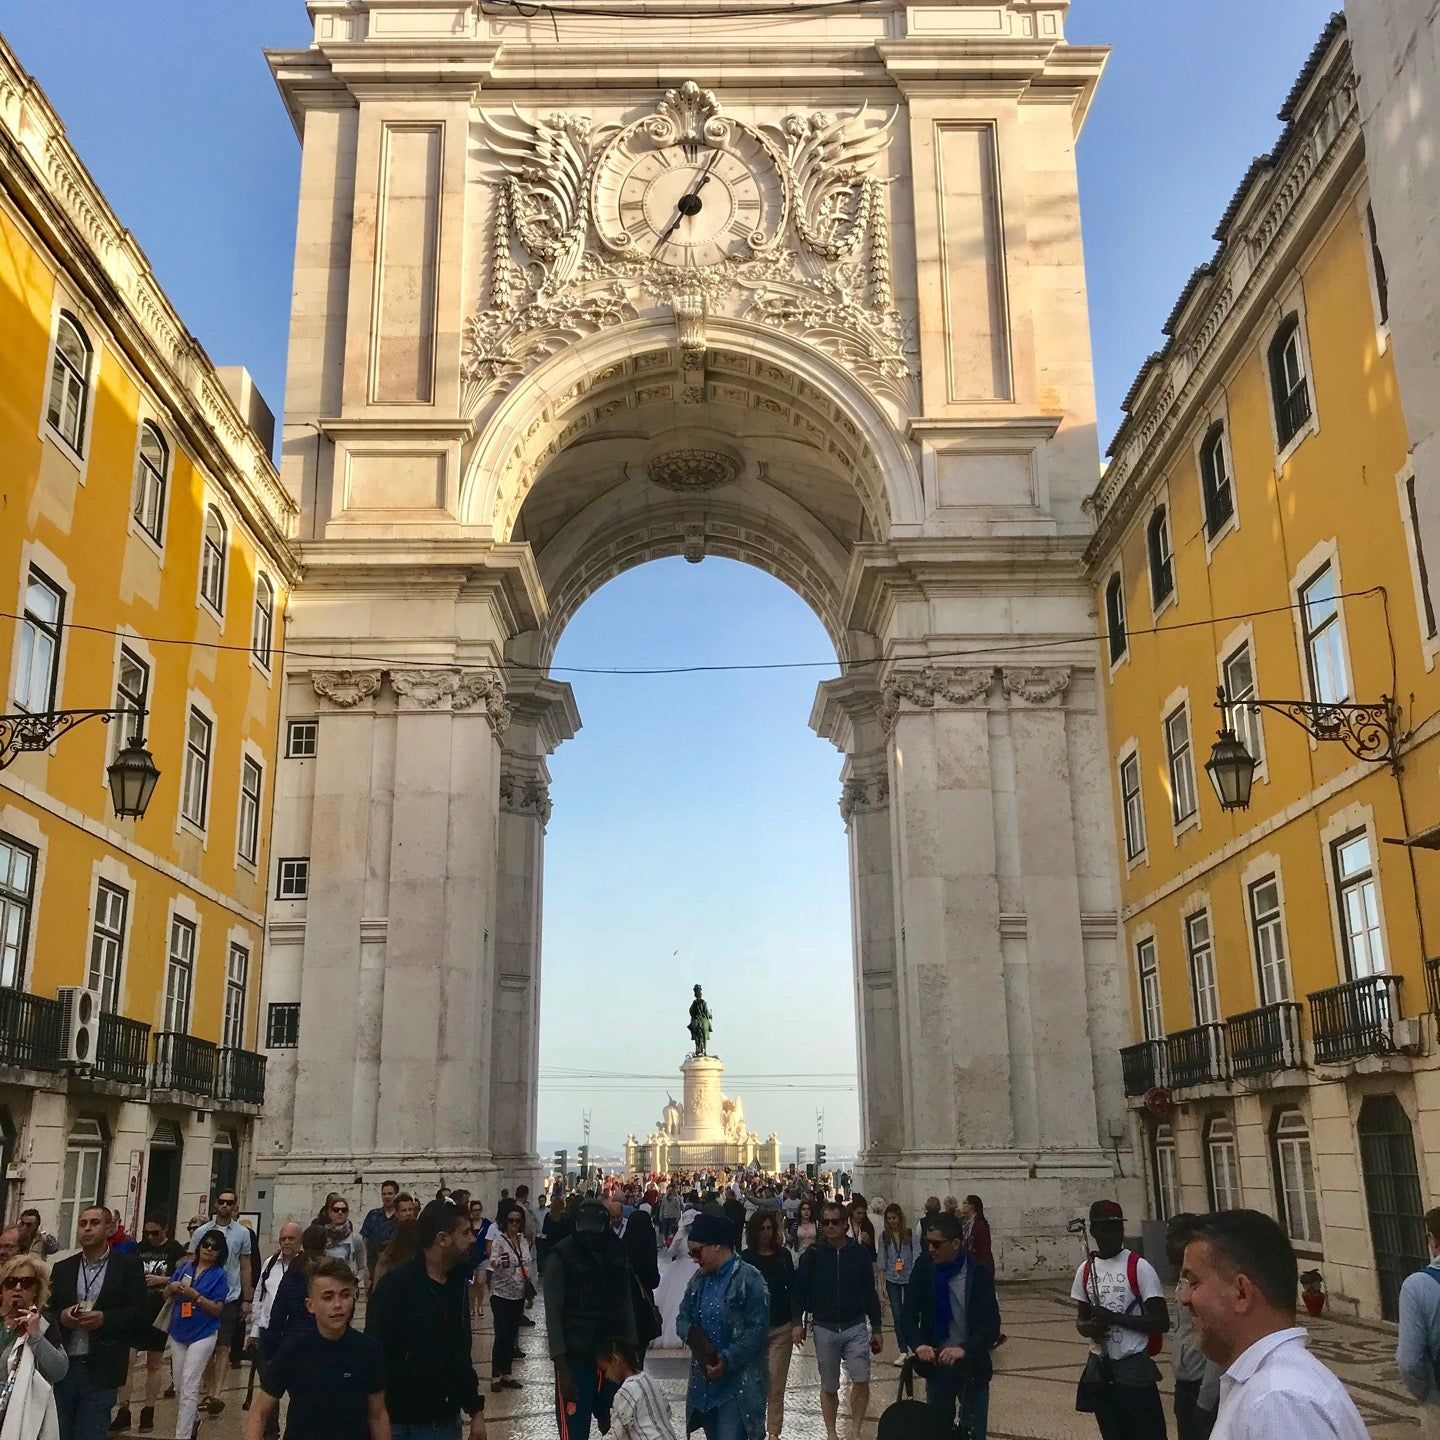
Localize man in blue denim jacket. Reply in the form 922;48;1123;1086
1398;1206;1440;1439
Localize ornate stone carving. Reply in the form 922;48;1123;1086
499;774;553;826
311;670;382;709
647;447;742;494
1001;666;1073;706
389;669;460;709
682;524;707;564
454;669;513;734
839;773;890;822
881;666;994;730
782;105;894;265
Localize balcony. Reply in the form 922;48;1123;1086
1308;974;1403;1065
1120;1039;1169;1097
151;1031;217;1095
1426;956;1440;1016
216;1047;266;1106
1277;379;1312;445
95;1012;151;1087
1166;1023;1229;1088
1227;1002;1304;1077
0;988;63;1072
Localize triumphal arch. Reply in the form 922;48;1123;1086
260;0;1135;1266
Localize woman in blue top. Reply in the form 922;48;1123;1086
878;1204;919;1355
165;1229;229;1440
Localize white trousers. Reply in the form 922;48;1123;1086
168;1333;217;1440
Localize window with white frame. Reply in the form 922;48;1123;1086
1152;1124;1179;1222
15;569;65;714
1268;313;1312;448
223;943;248;1050
1273;1109;1321;1245
133;422;169;543
266;1002;300;1049
87;880;128;1013
276;858;309;900
163;916;195;1033
1248;874;1292;1005
56;1118;105;1251
1365;202;1389;327
1299;561;1349;704
1332;830;1386;979
112;646;149;762
46;313;92;454
237;757;262;866
1106;574;1127;664
1137;937;1163;1042
0;833;38;989
1199;422;1235;538
1222;641;1264;769
1186;908;1219;1026
252;575;275;669
1205;1116;1242;1209
199;507;228;614
1404;474;1437;640
180;708;213;829
1164;704;1198;825
286;719;317;759
1147;507;1174;607
1120;751;1146;861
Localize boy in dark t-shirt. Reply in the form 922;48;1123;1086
243;1258;388;1440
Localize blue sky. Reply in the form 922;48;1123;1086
1;0;1337;1154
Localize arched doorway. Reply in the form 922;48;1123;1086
1357;1093;1426;1319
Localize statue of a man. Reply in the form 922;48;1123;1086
688;984;713;1057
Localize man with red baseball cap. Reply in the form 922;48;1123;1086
1070;1200;1169;1440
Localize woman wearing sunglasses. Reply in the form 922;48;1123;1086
164;1230;229;1440
1;1253;67;1440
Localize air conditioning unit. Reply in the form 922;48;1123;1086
58;986;102;1067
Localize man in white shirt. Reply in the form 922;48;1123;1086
1180;1209;1369;1440
248;1223;302;1439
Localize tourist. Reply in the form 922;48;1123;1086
654;1208;701;1354
657;1186;683;1247
49;1204;146;1440
1181;1209;1367;1439
543;1199;635;1440
847;1196;876;1258
537;1192;570;1271
1165;1215;1219;1440
913;1198;942;1245
114;1215;185;1435
249;1222;303;1354
19;1208;60;1258
395;1192;420;1224
2;1251;69;1383
261;1226;327;1363
676;1213;769;1440
163;1228;230;1440
793;1200;818;1256
366;1198;486;1440
942;1197;959;1217
959;1196;993;1271
1399;1205;1440;1436
190;1189;254;1416
792;1200;884;1440
371;1218;419;1292
0;1226;22;1265
321;1195;367;1280
903;1210;999;1440
722;1191;747;1239
1070;1199;1168;1440
359;1182;401;1280
740;1208;796;1440
607;1191;661;1358
877;1204;918;1355
597;1336;679;1440
487;1205;533;1393
469;1199;495;1322
243;1258;388;1440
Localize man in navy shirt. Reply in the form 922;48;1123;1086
244;1259;388;1440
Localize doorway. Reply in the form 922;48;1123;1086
144;1120;183;1233
1357;1093;1426;1320
209;1129;237;1203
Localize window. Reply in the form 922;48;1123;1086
0;834;38;989
15;569;64;714
223;944;248;1050
252;575;275;669
1199;422;1234;538
1404;474;1437;640
1186;909;1219;1026
1268;313;1312;448
1120;751;1146;860
1222;642;1264;769
1300;562;1349;704
163;916;195;1033
1332;830;1386;979
1105;574;1127;663
286;720;317;759
199;507;227;614
46;313;92;454
133;423;168;543
1273;1109;1321;1245
112;647;149;761
1151;1124;1179;1222
266;1002;300;1049
1137;937;1163;1042
1147;507;1174;607
1248;875;1292;1005
56;1118;105;1251
1366;202;1389;326
180;708;213;829
1164;704;1198;825
276;858;310;900
1205;1116;1242;1210
87;880;128;1013
237;757;262;866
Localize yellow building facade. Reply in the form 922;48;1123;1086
0;38;297;1246
1087;15;1440;1322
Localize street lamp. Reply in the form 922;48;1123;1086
1;709;161;820
106;731;162;819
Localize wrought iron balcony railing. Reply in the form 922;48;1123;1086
0;988;63;1071
1120;1039;1169;1097
216;1047;266;1106
1166;1023;1229;1088
1277;380;1312;446
1226;1001;1304;1076
151;1031;217;1095
96;1012;151;1086
1308;974;1402;1064
1426;957;1440;1017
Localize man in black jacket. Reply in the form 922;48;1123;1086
366;1199;486;1440
48;1205;147;1440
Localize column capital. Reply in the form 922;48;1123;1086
839;772;891;823
389;668;460;710
1000;665;1072;707
880;663;995;732
311;668;383;709
453;668;512;733
499;772;552;826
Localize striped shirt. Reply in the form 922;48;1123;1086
1212;1328;1369;1440
609;1372;680;1440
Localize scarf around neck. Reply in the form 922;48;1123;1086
932;1252;966;1344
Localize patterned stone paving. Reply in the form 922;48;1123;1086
116;1278;1423;1439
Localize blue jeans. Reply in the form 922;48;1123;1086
392;1421;463;1440
55;1364;118;1440
886;1281;913;1352
555;1358;615;1440
697;1402;747;1440
925;1367;989;1440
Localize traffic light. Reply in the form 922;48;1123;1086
815;1143;827;1171
579;1144;590;1179
553;1148;568;1179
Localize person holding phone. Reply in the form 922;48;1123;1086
164;1230;230;1440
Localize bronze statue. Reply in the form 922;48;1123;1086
688;984;712;1056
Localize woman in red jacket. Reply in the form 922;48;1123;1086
960;1195;994;1271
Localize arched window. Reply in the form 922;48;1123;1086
252;574;275;667
133;422;169;542
1268;313;1312;447
1151;1123;1179;1221
200;506;228;613
1105;573;1127;664
46;312;93;453
1147;507;1174;607
1271;1109;1320;1245
1199;422;1234;538
1204;1115;1241;1209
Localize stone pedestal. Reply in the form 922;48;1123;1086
680;1055;727;1143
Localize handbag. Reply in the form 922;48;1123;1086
153;1297;175;1336
878;1357;969;1440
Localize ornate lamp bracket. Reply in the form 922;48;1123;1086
0;708;133;769
1215;688;1404;768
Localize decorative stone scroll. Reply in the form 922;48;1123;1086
839;772;890;822
454;668;512;734
499;773;553;826
389;669;460;709
1000;666;1073;707
881;665;994;732
311;670;382;709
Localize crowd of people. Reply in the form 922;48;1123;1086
0;1168;1417;1440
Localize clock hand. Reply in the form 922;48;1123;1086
653;151;722;254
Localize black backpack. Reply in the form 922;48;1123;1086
877;1359;972;1440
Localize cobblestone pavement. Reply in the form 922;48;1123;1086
117;1279;1422;1439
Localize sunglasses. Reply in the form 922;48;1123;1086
821;1218;847;1227
199;1239;223;1250
2;1275;39;1290
330;1205;349;1214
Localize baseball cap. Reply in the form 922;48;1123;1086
1089;1200;1125;1224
